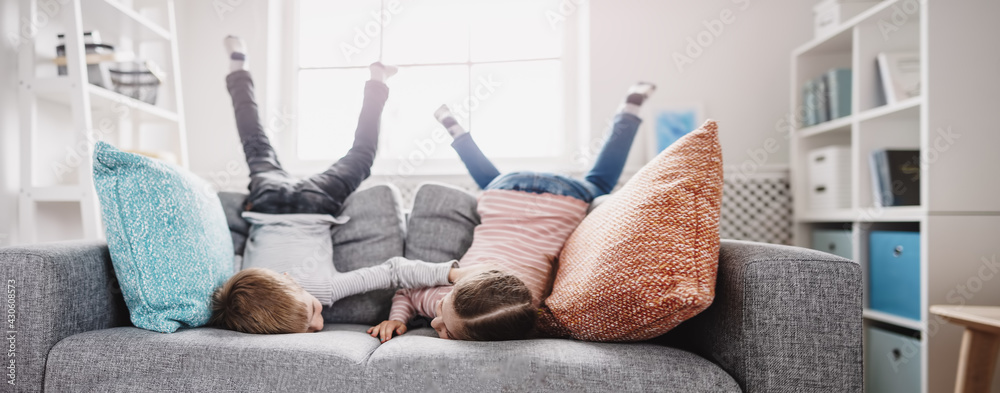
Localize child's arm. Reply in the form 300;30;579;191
319;257;456;306
368;289;417;342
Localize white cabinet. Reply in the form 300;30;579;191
789;1;1000;391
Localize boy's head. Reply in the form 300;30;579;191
431;270;536;341
210;267;324;334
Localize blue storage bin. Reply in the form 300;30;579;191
812;229;853;260
869;231;921;320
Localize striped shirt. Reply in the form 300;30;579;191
389;189;590;322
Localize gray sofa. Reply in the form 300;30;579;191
0;183;863;392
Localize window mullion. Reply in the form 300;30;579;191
466;4;474;132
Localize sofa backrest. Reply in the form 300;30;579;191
218;182;605;325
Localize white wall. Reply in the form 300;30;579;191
174;0;275;192
586;0;813;174
0;0;21;247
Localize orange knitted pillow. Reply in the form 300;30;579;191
538;120;723;342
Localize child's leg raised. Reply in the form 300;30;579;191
583;82;656;196
224;36;285;178
435;105;500;189
306;62;397;204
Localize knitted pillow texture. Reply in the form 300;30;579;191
538;120;724;342
93;141;233;333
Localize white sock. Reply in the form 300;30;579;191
618;82;657;116
225;35;248;72
369;62;398;83
434;105;467;139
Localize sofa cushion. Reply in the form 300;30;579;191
92;141;233;333
540;120;724;342
45;325;380;391
366;327;741;392
218;192;250;255
404;182;480;263
47;325;739;392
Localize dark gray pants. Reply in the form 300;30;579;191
226;70;389;215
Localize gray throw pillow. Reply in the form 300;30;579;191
404;182;480;263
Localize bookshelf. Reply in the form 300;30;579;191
789;1;1000;392
17;0;187;242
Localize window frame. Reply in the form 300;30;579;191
272;0;590;178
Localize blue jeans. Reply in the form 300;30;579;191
451;113;642;203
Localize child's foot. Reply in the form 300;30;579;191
434;105;467;139
224;35;248;72
620;82;657;116
370;62;398;83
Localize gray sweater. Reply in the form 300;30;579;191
295;257;456;307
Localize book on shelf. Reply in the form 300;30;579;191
877;51;921;104
801;67;852;129
816;75;830;124
827;68;852;119
803;79;818;127
870;149;921;207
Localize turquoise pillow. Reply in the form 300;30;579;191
92;141;233;333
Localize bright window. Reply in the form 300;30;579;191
293;0;571;170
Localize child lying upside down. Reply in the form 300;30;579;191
367;82;655;342
209;36;484;334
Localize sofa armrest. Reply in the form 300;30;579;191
682;240;863;393
0;241;129;392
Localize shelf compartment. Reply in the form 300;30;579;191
32;77;179;123
88;84;179;122
81;0;172;42
856;96;922;124
855;206;924;222
794;25;853;58
793;0;900;57
864;308;924;331
795;97;922;139
798;115;852;138
25;186;86;202
796;207;925;223
795;209;857;222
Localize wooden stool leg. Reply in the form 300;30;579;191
956;328;1000;393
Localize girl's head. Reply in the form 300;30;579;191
431;270;537;341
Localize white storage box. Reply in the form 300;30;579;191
807;146;851;210
814;0;881;37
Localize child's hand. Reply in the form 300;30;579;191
367;320;407;343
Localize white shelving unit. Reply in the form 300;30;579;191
17;0;187;243
790;1;1000;392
